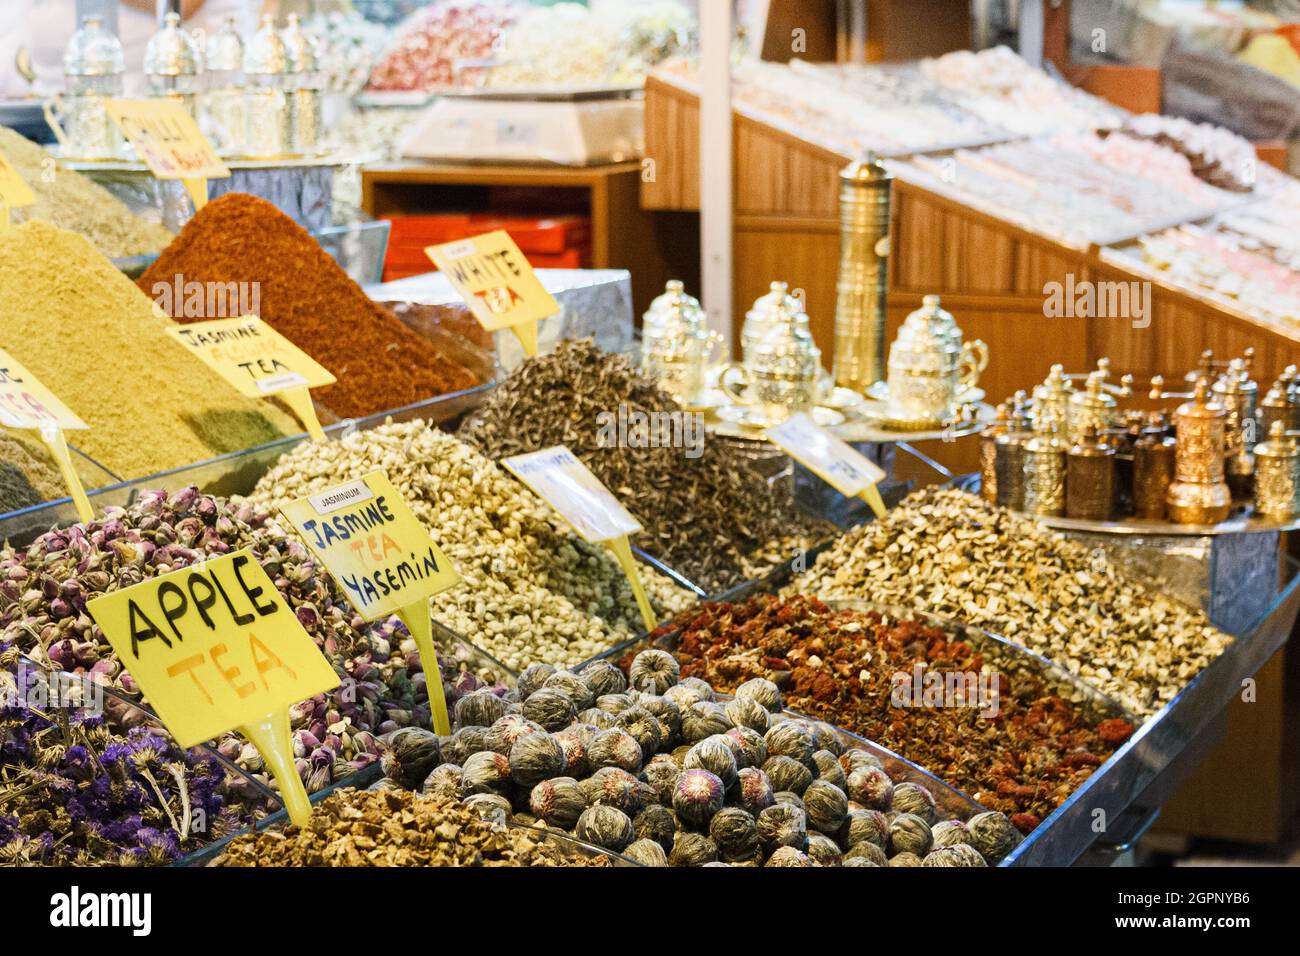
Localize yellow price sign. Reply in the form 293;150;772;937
424;230;560;356
0;346;94;521
86;549;339;827
0;148;37;226
502;446;656;632
279;472;461;734
766;412;887;518
166;316;334;439
104;98;229;210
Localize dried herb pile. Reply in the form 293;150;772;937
459;341;833;593
215;788;611;867
792;488;1232;717
140;193;481;419
640;595;1135;830
0;433;66;515
0;647;253;866
380;649;1021;866
0;127;174;259
0;220;295;479
243;419;695;669
0;486;508;799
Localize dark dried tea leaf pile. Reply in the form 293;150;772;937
458;341;833;593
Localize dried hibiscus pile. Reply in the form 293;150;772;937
639;595;1135;831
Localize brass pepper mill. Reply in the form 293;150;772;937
1114;411;1145;518
1133;411;1176;520
1253;421;1300;521
1066;424;1116;521
1023;418;1067;517
1034;364;1074;436
1213;357;1258;499
980;403;1010;504
1283;366;1300;432
1258;378;1290;440
1166;379;1233;525
995;391;1032;511
831;153;892;394
1067;370;1117;445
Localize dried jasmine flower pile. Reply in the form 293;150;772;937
214;788;611;867
641;595;1135;830
244;419;694;670
793;489;1233;717
459;341;833;592
0;647;254;866
0;486;507;798
380;650;1020;866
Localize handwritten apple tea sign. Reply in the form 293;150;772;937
279;471;461;733
424;230;560;357
86;549;339;826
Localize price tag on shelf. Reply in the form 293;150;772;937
166;316;334;440
0;346;94;521
766;412;887;518
0;148;37;227
86;549;340;827
502;446;657;632
424;230;559;357
279;472;461;734
104;98;229;210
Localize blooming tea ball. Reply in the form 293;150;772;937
967;811;1023;864
543;670;595;711
575;805;635;852
633;804;677;851
709;807;760;862
840;748;883;775
757;803;807;853
581;766;643;814
680;676;715;700
617;706;664;755
640;695;681;745
811;750;846;790
509;732;566;787
734;766;776;816
530;776;587;829
629;649;679;694
806;832;844;866
803;779;849;834
642;754;682;804
765;846;811;867
381;727;442;789
579;708;619;730
463;793;511;825
461;750;512;796
773;791;804;811
669;831;719;867
662;683;705;711
888;852;923;867
923;845;986;867
623;838;669;867
580;660;627;697
840;809;889;851
684;736;739;789
484;714;544;755
421;763;464;800
518;662;556;699
845;766;894;811
888;812;933;857
931;819;973;850
681;701;732;743
455;689;507;729
596;693;635;714
724;695;770;733
764;722;815;767
672;769;726;827
844;841;888;866
587;728;644;774
455;725;491;756
552;730;589;777
762;755;813;795
521;687;577;731
724;726;767;769
734;676;783;713
566;722;601;750
891;782;938;825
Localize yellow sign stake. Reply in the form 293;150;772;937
0;146;38;232
182;176;208;211
502;446;657;633
766;412;888;519
86;549;341;828
278;472;463;735
278;385;327;441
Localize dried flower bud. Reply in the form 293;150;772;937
723;695;770;733
811;750;847;790
733;766;775;816
461;750;512;796
764;722;815;767
840;809;889;851
672;768;725;827
381;727;442;789
806;832;844;866
845;766;894;810
888;851;924;867
518;662;557;699
891;782;938;825
888;812;933;857
684;736;739;789
580;766;643;814
709;807;760;862
543;671;596;711
845;841;888;866
803;779;849;834
530;776;587;829
422;763;464;799
580;660;627;697
521;687;577;732
681;701;732;743
762;755;813;795
668;831;719;867
484;714;544;755
633;804;677;851
757;803;807;853
734;676;783;713
764;846;810;867
628;649;679;694
624;838;669;867
967;811;1022;864
455;689;507;728
574;805;634;852
587;728;643;774
509;732;566;787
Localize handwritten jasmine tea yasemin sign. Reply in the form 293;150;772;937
279;471;461;733
86;549;339;827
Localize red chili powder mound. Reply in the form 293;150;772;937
139;193;480;418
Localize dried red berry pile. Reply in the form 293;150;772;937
633;595;1134;832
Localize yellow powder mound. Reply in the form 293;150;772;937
0;220;296;478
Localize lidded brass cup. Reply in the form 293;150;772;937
1166;379;1232;525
